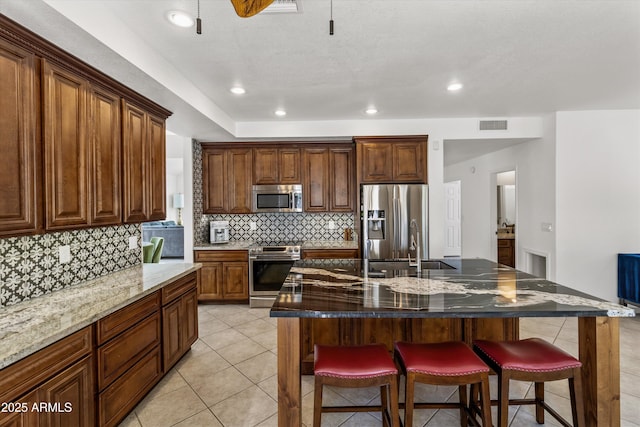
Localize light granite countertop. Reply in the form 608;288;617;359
0;263;201;370
193;240;359;250
497;233;516;239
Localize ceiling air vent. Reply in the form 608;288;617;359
479;120;508;131
261;0;302;14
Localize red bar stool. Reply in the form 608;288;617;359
313;344;400;427
473;338;585;427
394;341;492;427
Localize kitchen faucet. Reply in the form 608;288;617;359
408;219;421;273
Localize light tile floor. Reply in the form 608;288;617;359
119;304;640;427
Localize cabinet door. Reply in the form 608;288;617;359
358;142;392;183
329;147;354;212
202;149;226;213
279;148;301;183
89;85;121;225
199;262;223;300
303;148;329;212
0;390;37;427
0;39;40;237
42;61;89;230
38;356;95;427
122;101;148;222
182;289;199;349
147;114;166;220
227;149;252;213
253;148;279;184
393;142;426;182
162;299;182;369
223;262;249;299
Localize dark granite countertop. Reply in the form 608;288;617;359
270;258;635;319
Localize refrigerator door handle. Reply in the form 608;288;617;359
393;197;400;259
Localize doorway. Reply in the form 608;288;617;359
443;180;461;257
495;170;516;267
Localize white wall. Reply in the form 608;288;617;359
444;114;557;275
555;110;640;301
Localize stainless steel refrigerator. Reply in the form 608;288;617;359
361;184;428;260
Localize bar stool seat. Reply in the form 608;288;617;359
473;338;585;427
313;344;400;427
394;341;492;427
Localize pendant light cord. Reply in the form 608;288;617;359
329;0;334;35
196;0;202;34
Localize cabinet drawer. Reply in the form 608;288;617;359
497;239;512;248
195;250;248;262
97;292;160;344
302;249;359;259
162;272;197;305
97;312;161;390
98;346;162;427
0;326;93;403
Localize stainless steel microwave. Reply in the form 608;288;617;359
252;184;303;213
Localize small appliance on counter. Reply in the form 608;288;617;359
209;221;230;244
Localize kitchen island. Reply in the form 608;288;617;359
270;258;634;427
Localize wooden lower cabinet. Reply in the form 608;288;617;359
300;317;518;375
194;250;249;302
163;288;198;370
0;327;94;427
497;238;515;267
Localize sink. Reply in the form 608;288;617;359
366;260;454;272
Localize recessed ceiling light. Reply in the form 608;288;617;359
167;10;195;28
275;109;287;117
230;87;246;95
365;108;378;115
447;83;463;92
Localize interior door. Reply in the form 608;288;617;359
443;181;461;257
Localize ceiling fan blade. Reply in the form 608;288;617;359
230;0;275;17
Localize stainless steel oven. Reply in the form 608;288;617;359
249;245;301;308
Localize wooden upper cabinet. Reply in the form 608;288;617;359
357;142;393;183
329;147;354;212
122;100;167;223
0;38;40;236
356;136;428;184
254;147;301;184
253;147;278;184
42;60;90;230
279;148;301;183
148;114;166;220
122;101;148;222
202;148;226;213
90;85;121;225
303;147;329;212
202;147;252;214
227;148;253;213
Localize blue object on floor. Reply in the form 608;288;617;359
618;254;640;305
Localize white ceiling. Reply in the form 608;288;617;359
1;0;639;160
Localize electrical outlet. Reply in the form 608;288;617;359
59;245;71;264
327;220;336;230
129;236;138;249
250;221;257;231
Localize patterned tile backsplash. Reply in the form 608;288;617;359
192;140;356;245
0;224;142;307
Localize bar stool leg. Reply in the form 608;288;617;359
404;372;416;427
570;367;586;427
497;372;510;427
534;382;545;423
313;377;323;427
389;375;401;427
479;375;493;427
458;385;468;427
380;384;389;427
